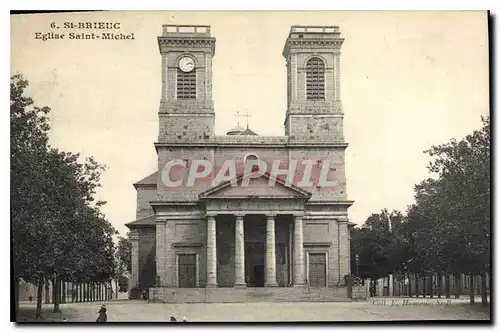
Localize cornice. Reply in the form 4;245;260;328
283;38;344;59
154;142;348;150
158;37;216;55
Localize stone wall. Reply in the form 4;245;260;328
162;217;207;288
136;186;156;220
301;218;351;287
352;284;368;300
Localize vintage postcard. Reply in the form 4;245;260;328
10;11;490;322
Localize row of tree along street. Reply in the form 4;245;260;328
11;74;131;319
350;116;490;305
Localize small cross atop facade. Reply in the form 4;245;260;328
236;111;252;129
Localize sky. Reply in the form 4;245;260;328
10;11;489;237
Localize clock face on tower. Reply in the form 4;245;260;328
179;56;195;73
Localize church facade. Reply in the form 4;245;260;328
126;25;354;302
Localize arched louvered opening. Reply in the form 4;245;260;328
306;57;325;100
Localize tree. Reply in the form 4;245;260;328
11;73;53;317
118;275;129;293
116;233;132;275
350;209;407;280
11;74;117;318
405;116;490;302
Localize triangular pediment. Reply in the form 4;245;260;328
199;172;312;199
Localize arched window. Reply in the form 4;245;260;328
177;69;196;99
306;57;325;100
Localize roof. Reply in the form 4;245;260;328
133;172;157;187
239;127;258;136
226;123;245;135
125;215;156;228
226;123;259;136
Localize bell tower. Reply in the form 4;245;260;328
282;26;345;143
157;25;216;142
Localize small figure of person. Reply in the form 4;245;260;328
96;304;107;322
28;295;33;303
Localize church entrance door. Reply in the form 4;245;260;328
308;253;327;288
245;242;265;287
178;254;197;288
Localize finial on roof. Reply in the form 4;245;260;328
236;110;252;129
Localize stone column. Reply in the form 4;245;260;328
338;218;351;281
293;215;305;286
130;230;140;290
155;221;166;286
234;215;246;287
206;214;218;287
265;214;278;287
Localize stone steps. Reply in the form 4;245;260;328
149;286;351;303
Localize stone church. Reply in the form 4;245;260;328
126;24;354;302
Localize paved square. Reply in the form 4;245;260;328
18;297;490;322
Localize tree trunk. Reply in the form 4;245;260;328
445;274;451;298
115;279;118;299
51;278;56;304
422;275;426;297
52;277;60;313
469;274;475;304
454;274;461;298
429;275;433;298
415;274;419;297
44;279;50;304
437;271;442;298
35;277;44;319
61;280;66;304
408;274;412;297
481;271;488;306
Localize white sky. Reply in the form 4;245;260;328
10;11;489;237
